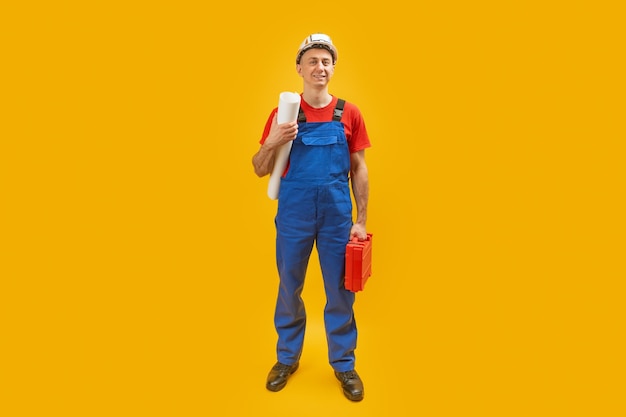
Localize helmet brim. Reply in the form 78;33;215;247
296;44;337;64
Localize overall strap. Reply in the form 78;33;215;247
296;98;346;123
333;98;346;121
297;105;306;123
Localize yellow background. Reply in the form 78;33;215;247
1;1;624;416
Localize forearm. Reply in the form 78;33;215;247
252;142;279;177
253;117;298;177
351;163;369;226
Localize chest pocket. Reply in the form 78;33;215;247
288;135;342;180
302;135;338;146
286;120;350;181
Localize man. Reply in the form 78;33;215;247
252;33;371;402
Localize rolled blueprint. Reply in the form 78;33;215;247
267;92;301;200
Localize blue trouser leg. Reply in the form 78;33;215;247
317;183;357;372
274;187;316;365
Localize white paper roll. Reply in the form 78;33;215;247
267;92;301;200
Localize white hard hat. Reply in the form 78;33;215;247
296;33;338;64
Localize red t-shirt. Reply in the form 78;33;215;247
259;95;371;154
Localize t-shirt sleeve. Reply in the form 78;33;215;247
346;103;372;153
259;108;278;145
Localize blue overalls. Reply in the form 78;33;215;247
274;99;357;373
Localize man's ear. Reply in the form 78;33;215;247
296;64;303;76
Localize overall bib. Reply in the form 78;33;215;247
274;100;357;372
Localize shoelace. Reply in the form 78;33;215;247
274;363;293;372
340;370;358;381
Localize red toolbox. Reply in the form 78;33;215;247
344;234;373;292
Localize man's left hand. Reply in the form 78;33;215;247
349;224;367;241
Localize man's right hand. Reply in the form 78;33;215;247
265;114;298;148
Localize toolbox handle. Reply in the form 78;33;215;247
350;233;372;243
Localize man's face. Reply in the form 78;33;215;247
296;48;335;87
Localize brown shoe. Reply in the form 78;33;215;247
334;370;364;401
266;362;299;392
